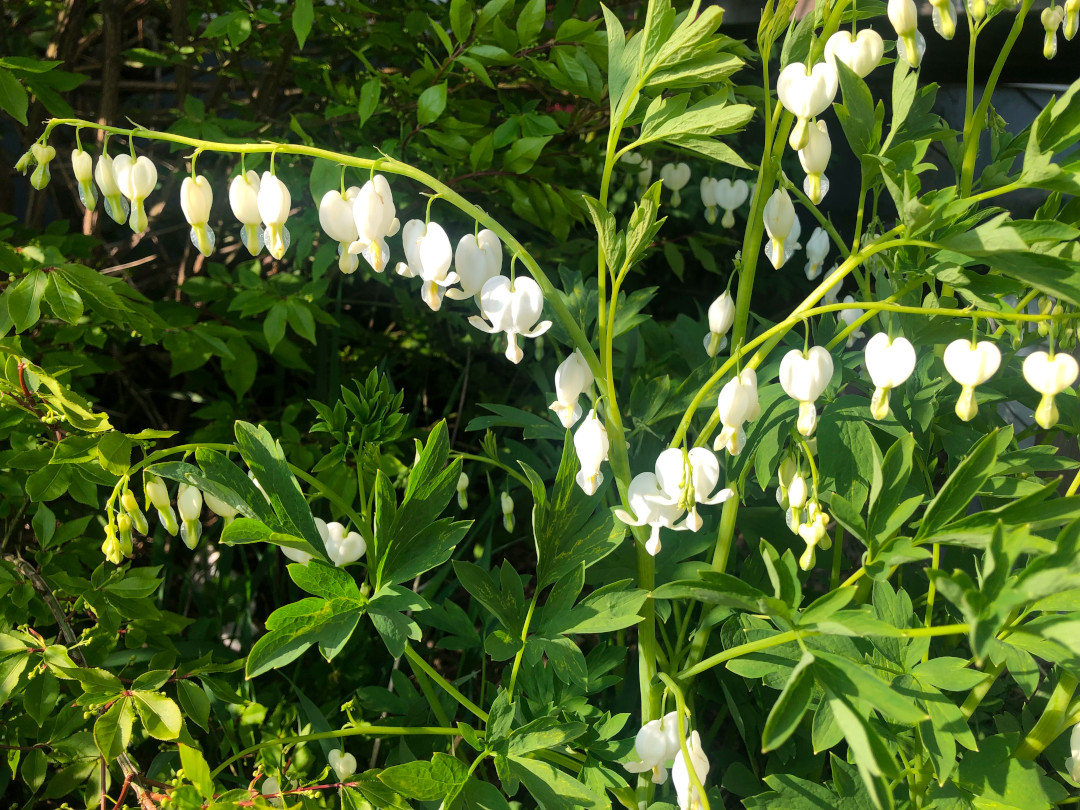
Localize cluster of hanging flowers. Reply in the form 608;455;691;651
624;711;710;810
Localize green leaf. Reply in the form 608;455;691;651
133;690;182;740
247;596;363;677
25;464;72;502
23;669;58;725
44;274;84;323
917;428;1003;540
450;0;475;42
94;698;133;759
20;748;46;792
508;755;604;808
9;270;47;332
761;651;815;751
179;743;214;799
379;753;469;801
455;560;526;631
97;431;133;475
292;0;314;49
0;654;28;706
417;83;448;125
815;652;926;724
508;717;587;755
195;447;278;524
515;0;545;47
502;135;551;174
176;680;211;731
0;67;28;125
264;302;288;352
358;77;381;125
833;59;878;160
219;518;320;559
912;656;988;691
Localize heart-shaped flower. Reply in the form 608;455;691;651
468;276;552;363
714;178;749;228
448;229;503;300
780;346;834;436
703;292;735;357
574;409;610;496
71;149;97;211
1043;6;1065;58
889;0;927;67
328;749;357;781
763;189;801;270
319;187;361;273
1023;349;1078;428
549;349;594;429
804;227;829;281
864;333;917;419
798;120;831;205
317;519;368;567
95;153;129;225
229;170;263;255
776;62;838;149
624;711;682;785
660;163;692;206
654;447;734;531
944;339;1001;422
113;154;158;233
824;30;885;77
257;171;292;260
613;472;688;556
181;175;216;257
714;369;759;456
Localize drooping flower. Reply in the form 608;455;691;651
1065;0;1078;39
350;175;398;270
700;178;720;224
1043;6;1065;58
180;175;216;257
318;518;367;567
95;153;129;225
1022;350;1078;429
930;0;957;39
799;120;831;205
788;472;808;510
229;170;263;255
113;154;158;233
703;292;735;357
203;491;239;526
714;369;759;456
889;0;927;68
803;228;829;282
501;491;515;533
763;189;802;270
144;474;178;536
102;524;123;565
776;62;838;150
257;171;292;260
177;483;203;550
779;346;834;436
624;711;682;785
116;513;134;558
714;178;749;228
29;143;56;190
328;749;357;782
399;220;459;311
838;295;865;347
968;0;987;22
671;730;711;810
654;447;734;532
319;187;361;274
797;501;831;571
468;276;552;364
621;152;654;188
823;29;885;76
864;333;917;420
549;349;594;429
71;149;97;211
574;410;610;496
121;488;149;536
660;163;692;206
944;339;1001;422
457;472;469;509
447;229;503;301
614;472;688;556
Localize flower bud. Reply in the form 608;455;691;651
763;189;800;269
930;0;957;39
258;172;292;260
177;483;204;550
71;149;98;211
1043;6;1064;59
181;175;216;257
804;228;829;281
549;349;593;428
704;292;735;357
700;177;719;224
102;525;123;565
145;475;179;536
95;153;129;225
30;143;56;190
788;474;808;510
229;170;263;255
501;491;515;533
113;154;158;233
798;121;831;204
574;409;610;496
203;491;239;525
320;187;361;274
117;513;134;557
1065;0;1078;39
457;472;469;509
121;488;149;536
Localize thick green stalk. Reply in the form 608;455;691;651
507;592;538;702
682;493;740;672
1014;672;1079;760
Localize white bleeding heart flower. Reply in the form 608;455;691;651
457;471;469;509
501;491;515;533
574;410;610;495
824;29;885;77
1064;0;1078;40
203;491;239;526
797;501;831;571
549;349;594;429
714;369;759;456
1066;723;1080;782
864;333;917;420
798;120;831;205
968;0;987;21
181;175;216;257
700;177;720;224
660;163;692;206
704;292;735;357
71;148;97;211
362;237;390;274
113;154;158;233
943;339;1001;422
229;170;263;255
29;143;56;190
804;227;829;281
930;0;957;39
821;275;842;305
319;187;361;274
177;483;203;550
351;175;397;256
95;152;129;225
788;473;808;510
624;711;682;785
672;730;710;810
654;447;734;531
780;346;834;436
468;276;552;364
144;474;178;537
257;171;292;260
714;178;749;228
121;489;149;536
838;295;865;347
328;749;357;781
1023;350;1078;429
614;472;688;556
889;0;927;67
448;229;503;300
763;189;802;269
776;62;838;150
1043;6;1065;58
320;519;367;567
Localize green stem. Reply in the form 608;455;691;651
208;725;462;779
451;452;531;487
406;651;454;728
958;0;1034;195
682;494;740;672
403;645;488;722
788;183;850;259
922;543;940;662
289;464;366;532
829;528;843;591
960;660;1005;720
657;673;710;810
507;592;538;702
43;118;602;381
1014;672;1079;760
